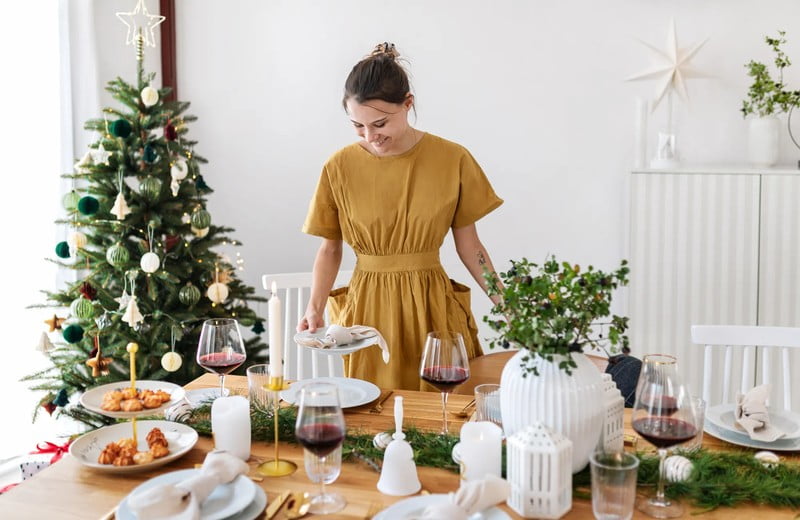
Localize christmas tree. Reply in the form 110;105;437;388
26;29;266;426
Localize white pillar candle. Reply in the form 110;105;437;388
211;396;251;461
458;422;503;481
268;281;283;378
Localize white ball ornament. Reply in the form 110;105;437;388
141;85;159;107
165;400;192;422
207;282;229;304
664;455;694;483
140;252;161;273
170;159;188;180
67;230;87;251
373;431;392;450
754;450;780;469
161;351;183;372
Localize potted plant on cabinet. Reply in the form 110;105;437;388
483;256;629;472
741;31;800;167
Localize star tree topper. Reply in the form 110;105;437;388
626;18;709;112
116;0;166;48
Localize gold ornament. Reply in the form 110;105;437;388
161;351;183;372
86;347;112;378
44;314;66;332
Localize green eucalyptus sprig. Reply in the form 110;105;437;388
483;256;630;376
742;31;800;118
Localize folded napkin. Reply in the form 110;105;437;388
296;324;390;363
416;475;510;520
735;384;785;442
127;451;249;520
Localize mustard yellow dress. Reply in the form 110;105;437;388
302;133;503;390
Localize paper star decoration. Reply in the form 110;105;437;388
44;315;66;332
626;18;709;112
90;143;111;165
116;0;166;48
86;349;112;378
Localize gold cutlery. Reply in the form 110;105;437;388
449;398;476;418
266;490;292;519
284;492;311;519
369;390;394;413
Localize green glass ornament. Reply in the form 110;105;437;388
63;324;84;344
178;283;201;306
143;144;158;163
139;177;162;202
148;214;162;230
110;119;132;138
55;241;70;259
106;243;130;267
70;297;95;320
77;196;100;215
191;209;211;229
62;190;81;211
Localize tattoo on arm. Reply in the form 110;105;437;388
477;251;486;265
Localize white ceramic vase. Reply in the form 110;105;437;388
500;350;604;473
747;115;780;167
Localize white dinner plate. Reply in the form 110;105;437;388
294;329;379;356
80;380;186;419
705;420;800;452
69;420;198;473
116;469;258;520
280;377;381;408
705;404;800;441
185;387;230;407
373;494;511;520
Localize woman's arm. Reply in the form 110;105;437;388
452;223;502;305
298;238;343;332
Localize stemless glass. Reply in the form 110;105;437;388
295;382;346;515
419;331;470;435
196;318;246;397
632;354;699;518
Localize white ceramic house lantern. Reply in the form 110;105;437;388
506;422;572;519
598;373;625;453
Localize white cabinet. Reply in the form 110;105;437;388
629;167;800;409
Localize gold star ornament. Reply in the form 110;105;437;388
86;348;113;378
116;0;166;48
44;314;66;332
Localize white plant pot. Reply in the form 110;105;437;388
748;116;780;167
500;350;604;473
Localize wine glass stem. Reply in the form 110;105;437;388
219;374;226;397
319;456;327;498
441;392;449;434
656;447;668;503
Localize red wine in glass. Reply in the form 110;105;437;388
198;352;246;375
632;417;698;448
296;422;345;457
420;366;469;393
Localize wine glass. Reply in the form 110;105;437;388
196;318;246;397
632;354;700;518
295;382;347;515
419;331;470;435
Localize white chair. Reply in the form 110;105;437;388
261;271;353;380
691;325;800;410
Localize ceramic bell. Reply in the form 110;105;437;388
377;396;421;496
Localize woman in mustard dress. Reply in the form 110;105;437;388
299;43;503;391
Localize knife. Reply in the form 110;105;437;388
266;490;292;519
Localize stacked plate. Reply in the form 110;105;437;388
280;377;380;408
704;403;800;451
115;469;267;520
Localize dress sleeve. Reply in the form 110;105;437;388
452;151;503;229
302;165;343;240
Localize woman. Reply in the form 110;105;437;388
299;43;503;390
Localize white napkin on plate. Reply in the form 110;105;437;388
735;384;785;442
416;475;510;520
296;324;390;363
127;451;249;520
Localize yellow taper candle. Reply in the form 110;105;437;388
127;342;139;391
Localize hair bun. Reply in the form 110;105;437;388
370;42;400;60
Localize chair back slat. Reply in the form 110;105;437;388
782;348;792;410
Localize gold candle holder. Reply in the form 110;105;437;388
257;375;297;477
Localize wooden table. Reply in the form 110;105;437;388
1;373;797;519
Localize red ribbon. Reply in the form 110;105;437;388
30;440;72;464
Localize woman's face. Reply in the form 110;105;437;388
345;97;413;156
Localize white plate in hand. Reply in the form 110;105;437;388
116;469;257;520
80;380;186;418
280;377;381;408
373;494;511;520
69;420;198;473
294;329;378;356
705;404;800;441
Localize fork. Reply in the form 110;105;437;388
369;390;393;414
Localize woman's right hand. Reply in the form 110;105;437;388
297;307;325;333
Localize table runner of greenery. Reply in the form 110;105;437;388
186;405;800;513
